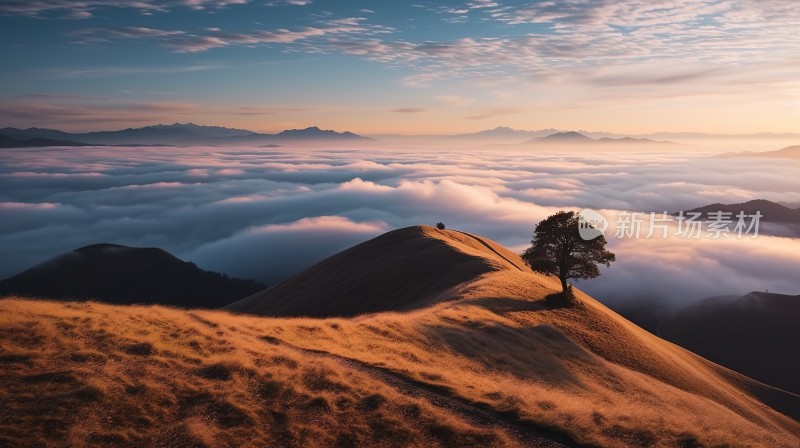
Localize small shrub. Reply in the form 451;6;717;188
436;222;446;230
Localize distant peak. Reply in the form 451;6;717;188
75;243;131;253
540;131;591;140
745;198;780;205
73;243;174;259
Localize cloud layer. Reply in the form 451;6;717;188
2;145;800;305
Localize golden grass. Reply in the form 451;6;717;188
0;299;513;447
1;227;798;447
3;288;798;447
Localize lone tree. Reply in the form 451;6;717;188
522;211;615;296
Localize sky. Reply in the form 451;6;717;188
1;0;799;134
2;145;800;307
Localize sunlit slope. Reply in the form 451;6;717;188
1;226;798;447
0;299;525;448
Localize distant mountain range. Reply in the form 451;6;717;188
0;123;371;147
3;123;796;148
716;145;800;160
457;126;561;140
372;127;678;146
527;131;673;146
0;244;265;308
372;127;800;143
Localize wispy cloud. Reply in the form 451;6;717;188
465;106;524;120
40;63;227;78
0;0;252;17
266;0;312;6
434;95;474;107
48;0;800;96
70;18;394;53
390;108;426;114
0;99;196;126
0;96;311;128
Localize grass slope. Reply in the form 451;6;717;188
1;226;798;447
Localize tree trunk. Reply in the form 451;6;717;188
559;276;568;293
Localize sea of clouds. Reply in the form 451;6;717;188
2;145;800;307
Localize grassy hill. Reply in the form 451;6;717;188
1;226;798;447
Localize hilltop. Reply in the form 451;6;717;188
1;226;798;447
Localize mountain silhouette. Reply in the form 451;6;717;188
0;244;265;307
0;123;371;146
0;134;90;148
527;131;672;145
717;144;800;160
533;131;594;142
275;126;368;140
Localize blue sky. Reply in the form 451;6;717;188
1;0;799;133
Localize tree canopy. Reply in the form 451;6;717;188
521;211;615;297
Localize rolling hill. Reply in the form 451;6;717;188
0;244;265;308
0;226;798;447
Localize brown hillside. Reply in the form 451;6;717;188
1;226;799;447
226;226;528;316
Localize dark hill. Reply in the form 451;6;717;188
618;291;800;394
0;134;90;148
0;244;265;308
